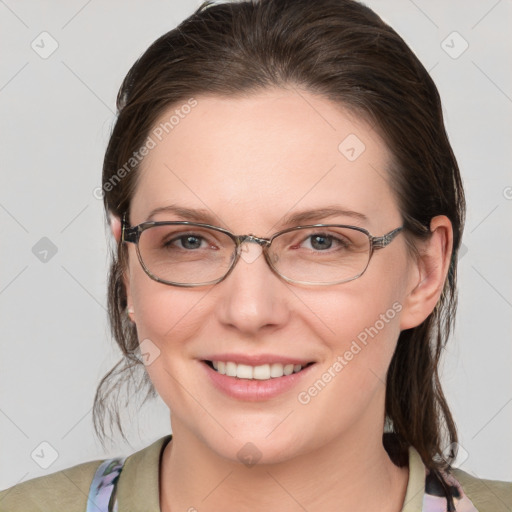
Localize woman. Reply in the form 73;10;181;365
1;0;510;510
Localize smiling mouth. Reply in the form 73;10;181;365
203;360;315;380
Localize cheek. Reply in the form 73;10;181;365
290;270;407;400
293;290;404;437
327;300;402;391
333;299;403;380
292;274;405;349
127;273;209;407
127;254;206;341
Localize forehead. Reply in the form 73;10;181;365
130;88;400;232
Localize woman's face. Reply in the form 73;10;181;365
123;88;420;464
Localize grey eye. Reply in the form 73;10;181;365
309;234;332;250
179;235;203;250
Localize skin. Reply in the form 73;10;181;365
110;88;453;512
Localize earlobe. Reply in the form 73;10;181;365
126;304;135;323
124;267;135;323
124;269;134;322
399;215;453;331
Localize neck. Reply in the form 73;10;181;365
159;420;409;512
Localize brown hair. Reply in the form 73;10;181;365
95;0;465;478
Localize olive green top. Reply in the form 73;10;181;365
0;434;510;511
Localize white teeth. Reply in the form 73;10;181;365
210;361;307;380
269;363;284;378
226;361;237;377
283;364;294;376
253;364;270;380
236;364;253;379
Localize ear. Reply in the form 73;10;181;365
399;215;453;330
109;213;135;322
109;212;122;243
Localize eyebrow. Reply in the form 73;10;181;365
279;207;369;226
146;204;369;227
146;205;220;224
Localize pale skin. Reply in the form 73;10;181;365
110;88;453;512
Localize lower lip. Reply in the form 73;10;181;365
201;361;316;401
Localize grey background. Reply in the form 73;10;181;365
1;0;511;491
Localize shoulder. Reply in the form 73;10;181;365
0;459;103;512
451;467;512;512
0;435;171;512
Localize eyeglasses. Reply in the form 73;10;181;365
121;213;404;287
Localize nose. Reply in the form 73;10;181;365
214;240;290;335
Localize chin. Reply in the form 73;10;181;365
201;427;311;467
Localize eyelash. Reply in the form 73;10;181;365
163;232;350;251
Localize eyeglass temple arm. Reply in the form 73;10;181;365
371;226;404;249
120;212;137;243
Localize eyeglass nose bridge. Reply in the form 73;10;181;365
236;234;272;247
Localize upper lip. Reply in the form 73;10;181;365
201;353;315;366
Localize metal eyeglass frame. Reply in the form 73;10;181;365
121;212;404;287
